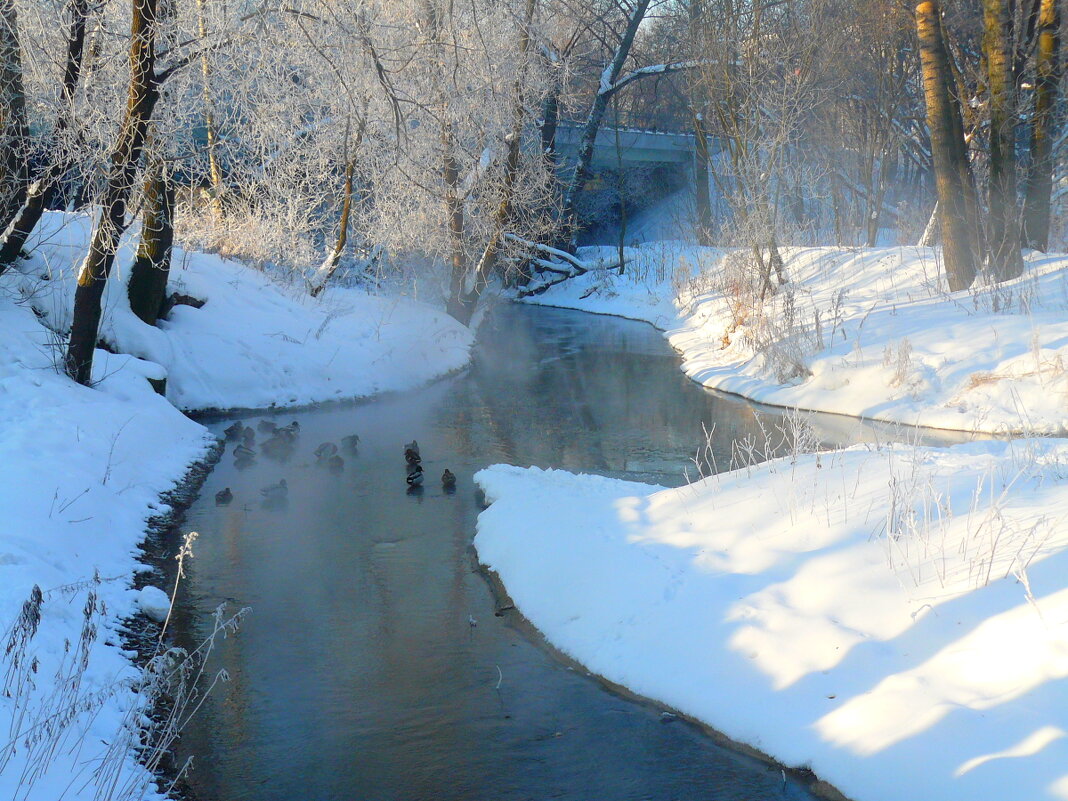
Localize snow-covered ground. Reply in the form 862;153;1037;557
9;213;473;411
0;211;473;799
521;243;1068;435
475;436;1068;801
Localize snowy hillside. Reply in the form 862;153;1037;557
5;212;473;411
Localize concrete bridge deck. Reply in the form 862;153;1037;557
554;122;698;168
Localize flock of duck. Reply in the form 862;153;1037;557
403;439;457;491
214;420;457;507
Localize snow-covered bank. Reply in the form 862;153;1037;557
0;211;474;799
8;212;474;411
475;438;1068;801
0;288;213;799
520;243;1068;434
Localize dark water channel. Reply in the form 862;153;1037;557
170;304;969;801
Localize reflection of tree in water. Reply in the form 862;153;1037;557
455;306;809;485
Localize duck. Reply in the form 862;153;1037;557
260;478;288;499
441;469;456;489
341;434;360;451
406;463;424;487
281;421;300;436
224;422;244;440
262;433;295;458
404;440;421;465
314;442;338;459
215;487;233;505
234;456;255;471
258;419;278;434
233;443;256;459
327;454;344;471
241;427;256;446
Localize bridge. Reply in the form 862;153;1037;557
554;121;700;168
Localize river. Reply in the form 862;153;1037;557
168;303;969;801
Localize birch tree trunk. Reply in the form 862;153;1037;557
983;0;1023;280
65;0;160;384
915;0;979;292
1022;0;1062;251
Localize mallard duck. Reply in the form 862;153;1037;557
260;478;288;499
242;427;256;445
341;434;360;451
327;454;344;471
315;442;338;459
224;422;244;440
441;469;456;489
215;487;233;505
404;440;421;465
257;419;278;434
261;440;293;463
234;456;255;471
233;443;256;459
406;464;424;486
281;421;300;435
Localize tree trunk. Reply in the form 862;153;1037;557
309;156;356;298
558;0;652;251
831;172;844;246
127;160;174;324
0;0;28;233
0;0;90;273
915;0;979;292
918;200;940;246
540;85;559;173
1022;0;1062;251
693;111;714;245
984;0;1023;280
65;0;160;384
442;122;469;323
195;0;224;218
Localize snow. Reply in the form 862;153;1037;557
0;210;473;799
474;436;1068;801
136;586;172;624
520;242;1068;435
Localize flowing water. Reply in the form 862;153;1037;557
170;304;970;801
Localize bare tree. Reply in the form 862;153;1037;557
0;0;91;271
558;0;651;250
